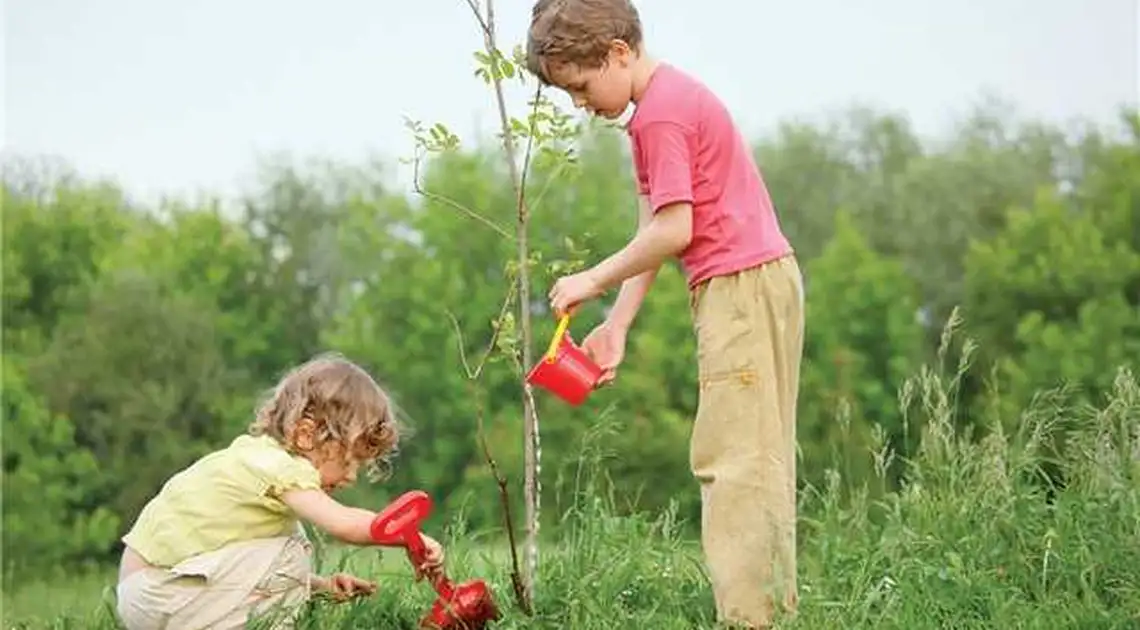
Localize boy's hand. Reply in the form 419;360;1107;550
414;534;446;582
581;323;627;385
549;270;604;318
313;572;377;602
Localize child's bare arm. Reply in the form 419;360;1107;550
281;488;447;577
281;488;377;545
590;200;692;291
606;195;661;331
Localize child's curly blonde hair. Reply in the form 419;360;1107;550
249;352;401;481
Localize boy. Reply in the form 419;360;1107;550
527;0;804;627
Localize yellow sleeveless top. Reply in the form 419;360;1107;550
122;434;322;567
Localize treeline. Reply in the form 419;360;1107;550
3;102;1138;578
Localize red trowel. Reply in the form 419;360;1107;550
370;490;501;630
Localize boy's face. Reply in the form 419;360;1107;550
543;41;635;120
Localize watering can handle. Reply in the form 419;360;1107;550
544;314;571;362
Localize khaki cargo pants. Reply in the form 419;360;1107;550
688;254;804;628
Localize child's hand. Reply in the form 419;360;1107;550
313;572;377;602
549;270;604;319
581;322;627;385
414;534;446;582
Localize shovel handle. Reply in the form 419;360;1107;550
368;491;453;595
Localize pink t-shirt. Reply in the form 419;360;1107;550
627;63;792;289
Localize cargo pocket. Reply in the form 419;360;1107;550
690;274;760;481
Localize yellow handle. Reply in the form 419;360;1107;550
544;314;571;361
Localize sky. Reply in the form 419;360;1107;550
4;0;1138;204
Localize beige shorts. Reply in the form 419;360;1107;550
689;255;805;628
116;533;312;630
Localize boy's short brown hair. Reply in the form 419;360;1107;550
526;0;643;85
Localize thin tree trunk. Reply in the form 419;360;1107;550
464;0;542;602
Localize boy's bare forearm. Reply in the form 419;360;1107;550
591;196;689;309
599;195;669;330
607;269;657;331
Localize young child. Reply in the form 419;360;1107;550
527;1;805;627
115;353;445;630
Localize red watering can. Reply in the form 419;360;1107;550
525;314;604;406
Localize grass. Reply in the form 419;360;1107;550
5;352;1140;629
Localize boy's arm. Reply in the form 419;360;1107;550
588;199;692;298
587;121;693;297
549;122;692;318
604;195;663;332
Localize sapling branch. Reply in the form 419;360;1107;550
524;158;571;218
410;152;512;240
445;275;519;382
442;264;529;611
516;86;543;212
470;378;531;615
463;0;492;40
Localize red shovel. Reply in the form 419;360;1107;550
370;491;500;630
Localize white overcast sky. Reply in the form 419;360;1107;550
4;0;1138;203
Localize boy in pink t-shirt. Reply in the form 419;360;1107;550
527;0;804;627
